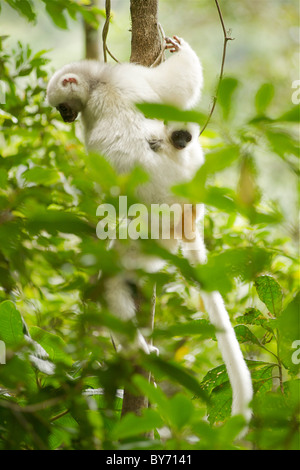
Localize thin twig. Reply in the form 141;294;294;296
102;0;120;63
150;23;167;67
102;0;111;62
50;409;70;422
276;328;284;394
200;0;234;135
106;45;120;63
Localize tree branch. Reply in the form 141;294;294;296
119;1;161;423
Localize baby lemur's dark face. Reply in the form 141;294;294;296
148;129;193;153
170;130;192;150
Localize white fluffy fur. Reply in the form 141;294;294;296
47;38;252;423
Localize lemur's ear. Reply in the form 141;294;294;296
148;139;163;152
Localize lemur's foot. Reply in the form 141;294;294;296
149;345;159;356
165;35;182;53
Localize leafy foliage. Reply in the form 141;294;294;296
1;0;105;28
0;2;299;450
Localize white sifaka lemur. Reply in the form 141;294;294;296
47;36;253;423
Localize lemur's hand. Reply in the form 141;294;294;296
165;36;182;53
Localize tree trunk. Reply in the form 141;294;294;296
121;0;161;426
130;0;162;66
121;282;156;423
84;0;102;60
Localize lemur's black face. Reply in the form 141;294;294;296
170;130;192;149
56;103;78;122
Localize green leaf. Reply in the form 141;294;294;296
145;355;209;402
200;363;229;395
252;383;300;450
49;413;79;450
168;393;194;430
277;105;300;122
234;325;262;347
44;2;68;29
80;7;104;28
136;103;206;124
112;408;163;440
0;355;37;393
195;247;272;294
194;261;234;294
236;307;267;327
23;167;60;186
86;153;119;189
172;145;240;207
203;146;240;175
25;207;94;236
266;129;299;159
133;376;194;430
5;0;36;22
278;292;300;373
255;275;283;316
132;374;168;411
218;77;239;120
29;326;73;367
199;364;231;423
154;319;215;340
218;415;247;442
204;186;237;213
0;168;8;188
201;361;274;424
255;83;275;115
0;301;24;347
251;363;277;395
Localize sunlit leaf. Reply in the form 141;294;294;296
154;319;215;340
276;105;300;122
145;355;209;402
23;167;61;186
255;275;283;316
30;326;73;367
136;103;206;124
112;408;163;440
0;301;24;347
255;83;275;115
278;293;300;373
234;325;262;347
218;77;239;120
4;0;36;22
44;2;68;29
